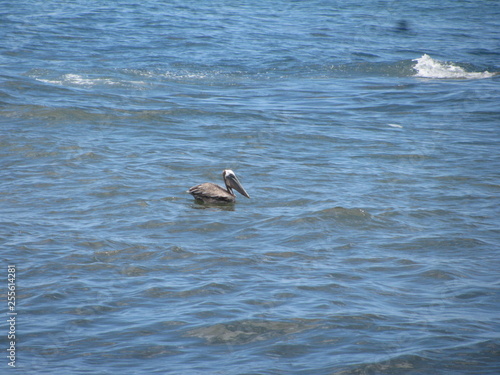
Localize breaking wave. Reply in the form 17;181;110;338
413;54;495;79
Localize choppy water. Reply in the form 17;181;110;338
2;0;500;374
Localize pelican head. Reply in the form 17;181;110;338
223;169;250;199
187;169;250;204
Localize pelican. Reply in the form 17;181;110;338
187;169;250;204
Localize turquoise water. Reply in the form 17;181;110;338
2;1;500;374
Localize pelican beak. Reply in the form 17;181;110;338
224;170;251;199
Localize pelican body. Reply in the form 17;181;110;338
188;169;250;204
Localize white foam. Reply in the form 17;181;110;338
36;74;120;87
413;54;495;79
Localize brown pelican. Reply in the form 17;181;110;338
188;169;250;204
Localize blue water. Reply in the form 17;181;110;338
2;1;500;374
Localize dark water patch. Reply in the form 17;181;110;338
297;283;345;292
419;269;460;281
118;265;152;277
344;340;500;375
102;344;182;360
187;319;318;345
158;246;197;261
76;240;112;250
265;343;311;358
286;207;374;234
453;287;496;301
387;236;490;254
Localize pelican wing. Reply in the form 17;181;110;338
188;183;236;204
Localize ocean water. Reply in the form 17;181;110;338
1;0;500;374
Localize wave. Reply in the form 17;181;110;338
36;73;117;87
29;55;496;89
31;70;225;88
33;72;150;89
412;54;495;79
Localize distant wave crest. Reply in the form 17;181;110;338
36;73;122;87
413;54;495;79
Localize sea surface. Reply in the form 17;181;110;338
1;1;500;374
